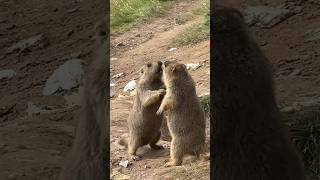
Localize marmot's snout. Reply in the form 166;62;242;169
157;61;163;74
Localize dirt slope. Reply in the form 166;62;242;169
110;0;210;179
0;0;105;179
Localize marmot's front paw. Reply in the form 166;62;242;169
158;89;166;95
156;108;163;116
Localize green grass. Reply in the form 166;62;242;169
286;110;320;179
175;12;194;25
111;0;174;33
199;94;210;118
171;0;209;47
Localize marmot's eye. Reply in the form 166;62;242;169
147;63;152;67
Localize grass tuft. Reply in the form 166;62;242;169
199;94;210;118
287;110;320;179
111;0;173;33
171;0;209;47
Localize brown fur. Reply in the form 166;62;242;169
157;62;206;167
59;17;108;180
160;117;172;141
212;6;306;180
126;61;166;160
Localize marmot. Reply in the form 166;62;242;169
157;62;206;167
59;16;108;180
160;117;172;141
126;61;166;160
212;6;305;180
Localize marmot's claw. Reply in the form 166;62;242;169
156;109;163;115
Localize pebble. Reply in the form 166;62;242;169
0;69;16;80
186;63;201;70
123;80;136;92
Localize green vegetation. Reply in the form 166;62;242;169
287;110;320;179
199;94;210;118
111;0;174;33
171;0;209;47
175;12;194;25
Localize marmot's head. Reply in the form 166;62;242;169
162;62;187;84
139;61;163;82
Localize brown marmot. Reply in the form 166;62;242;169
157;62;206;167
126;61;166;160
212;5;305;180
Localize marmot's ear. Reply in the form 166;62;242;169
173;63;186;73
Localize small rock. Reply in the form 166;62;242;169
244;6;295;28
290;69;301;76
116;42;125;47
110;83;116;87
43;59;84;96
123;80;136;92
186;63;201;70
144;165;151;169
119;160;129;168
168;47;177;52
7;34;49;54
67;8;79;13
111;57;118;61
0;69;16;80
112;73;124;79
130;90;136;96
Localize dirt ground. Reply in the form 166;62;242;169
0;0;320;179
0;0;105;179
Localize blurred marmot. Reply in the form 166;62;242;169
212;5;305;180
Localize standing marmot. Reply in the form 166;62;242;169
157;62;206;167
212;5;305;180
126;61;166;160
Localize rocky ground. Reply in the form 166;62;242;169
0;0;320;179
0;0;105;179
